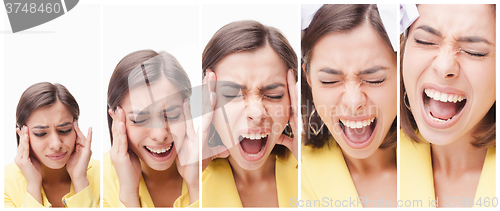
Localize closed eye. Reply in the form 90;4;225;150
264;94;284;100
415;38;436;46
223;94;243;99
462;50;488;57
320;80;340;85
34;133;46;137
59;129;72;134
165;113;181;121
131;119;148;124
364;78;386;85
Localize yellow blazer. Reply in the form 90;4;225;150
102;152;198;207
4;159;100;208
400;132;496;208
202;152;298;207
301;139;361;208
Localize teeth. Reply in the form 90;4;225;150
145;143;172;154
340;117;376;129
424;88;466;103
241;132;269;140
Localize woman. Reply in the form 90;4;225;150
201;20;298;207
301;5;397;208
4;82;98;208
102;50;198;207
400;4;495;208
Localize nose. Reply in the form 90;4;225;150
150;126;169;142
432;47;460;80
48;133;63;151
341;82;366;112
246;97;268;123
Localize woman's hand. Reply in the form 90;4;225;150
276;69;298;160
202;70;229;171
176;99;199;204
15;126;43;204
109;107;142;207
66;120;92;194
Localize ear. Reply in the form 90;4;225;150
302;63;312;87
16;127;21;137
108;109;115;120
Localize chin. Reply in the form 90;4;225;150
45;161;67;170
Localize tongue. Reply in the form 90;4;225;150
429;98;458;120
240;139;262;154
345;125;372;143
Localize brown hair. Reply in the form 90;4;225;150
301;4;397;149
107;50;192;143
202;20;298;158
400;5;496;148
16;82;79;145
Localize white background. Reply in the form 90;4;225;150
201;4;300;60
101;4;200;153
2;4;102;165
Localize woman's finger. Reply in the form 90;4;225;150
183;100;196;140
287;69;298;118
86;127;93;150
118;122;128;155
23;131;30;160
74;120;85;146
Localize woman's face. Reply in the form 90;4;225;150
25;100;76;169
307;22;397;159
212;45;290;170
403;5;495;145
120;77;186;171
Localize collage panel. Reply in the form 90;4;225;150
400;4;496;208
200;4;299;208
300;4;398;208
3;3;102;208
102;3;200;208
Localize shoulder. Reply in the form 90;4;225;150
301;137;338;165
4;162;23;185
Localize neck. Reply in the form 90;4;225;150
41;164;71;184
343;147;396;175
140;160;181;182
431;135;487;177
228;154;276;184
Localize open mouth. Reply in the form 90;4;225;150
144;142;174;158
339;117;377;148
238;132;269;161
423;88;467;122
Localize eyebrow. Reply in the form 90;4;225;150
319;68;343;75
457;36;492;45
260;83;285;91
32;122;72;129
130;105;181;115
417;25;442;37
417;25;492;45
222;82;247;90
357;66;387;76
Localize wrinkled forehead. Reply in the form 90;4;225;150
213;46;288;85
128;77;183;115
415;4;495;41
26;101;73;127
